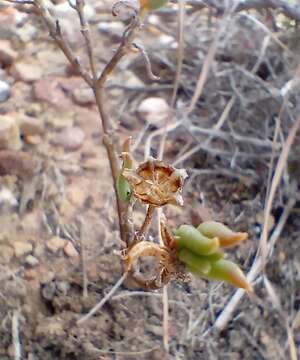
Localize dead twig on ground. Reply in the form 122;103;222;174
12;310;21;360
77;272;127;324
174;0;300;23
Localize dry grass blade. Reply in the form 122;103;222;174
240;13;294;57
287;325;297;360
158;0;185;160
12;310;21;360
214;186;297;331
173;96;235;166
170;0;185;108
263;276;281;310
187;31;219;115
158;208;169;353
260;112;300;268
84;342;159;356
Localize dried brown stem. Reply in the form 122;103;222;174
34;0;93;86
29;0;140;247
136;205;156;240
71;0;98;81
96;20;140;89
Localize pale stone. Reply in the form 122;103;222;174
72;87;95;105
14;241;33;258
46;236;66;253
64;241;79;258
0;40;17;66
25;254;39;266
17;113;44;136
0;115;22;150
0;244;14;264
0;80;10;102
11;61;42;82
137;97;170;125
50;127;85;151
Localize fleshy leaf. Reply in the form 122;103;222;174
178;248;211;274
140;0;168;11
117;173;132;203
198;221;248;248
187;259;252;292
174;225;219;256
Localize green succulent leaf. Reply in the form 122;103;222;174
178;248;212;274
197;221;248;248
187;259;252;291
174;225;220;256
117;173;132;203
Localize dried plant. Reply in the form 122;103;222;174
6;0;252;302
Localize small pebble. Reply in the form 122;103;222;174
0;80;10;102
0;115;22;150
11;61;42;82
51;126;85;151
46;236;66;253
56;280;70;295
64;241;79;258
0;244;14;264
137;97;170;125
41;281;56;301
72;87;95;105
25;254;39;267
0;40;17;66
17;113;44;136
14;241;33;258
0;150;39;178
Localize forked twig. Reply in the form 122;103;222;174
77;272;127;324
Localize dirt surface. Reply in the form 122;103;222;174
0;1;300;359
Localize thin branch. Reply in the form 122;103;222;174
96;20;140;90
158;209;169;353
72;0;98;81
33;0;93;86
77;272;127;325
177;0;300;22
136;205;155;240
171;0;185;107
5;0;34;4
132;43;160;81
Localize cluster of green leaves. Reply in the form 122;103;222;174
174;222;252;291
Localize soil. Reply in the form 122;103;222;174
0;2;299;360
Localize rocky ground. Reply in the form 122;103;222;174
0;1;299;359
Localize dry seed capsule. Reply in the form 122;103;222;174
117;174;132;203
187;259;252;292
174;225;219;256
198;221;248;248
178;248;211;274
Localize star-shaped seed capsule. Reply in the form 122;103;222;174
122;158;187;207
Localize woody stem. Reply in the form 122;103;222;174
135;205;156;241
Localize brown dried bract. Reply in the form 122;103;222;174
122;158;187;207
122;219;186;289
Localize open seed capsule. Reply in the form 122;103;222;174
174;225;219;256
187;259;252;292
178;248;212;274
198;221;248;248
